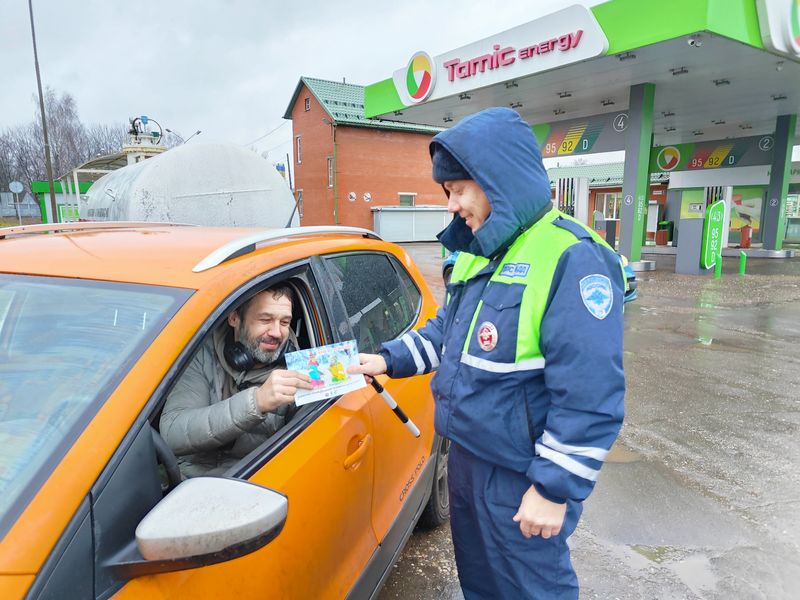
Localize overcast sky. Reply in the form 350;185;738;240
1;0;611;167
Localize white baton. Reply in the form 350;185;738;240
370;378;421;438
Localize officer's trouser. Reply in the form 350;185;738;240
448;442;582;600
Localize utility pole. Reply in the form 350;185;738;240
28;0;58;223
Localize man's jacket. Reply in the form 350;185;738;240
380;108;625;504
160;326;294;477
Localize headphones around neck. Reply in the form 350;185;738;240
224;329;255;372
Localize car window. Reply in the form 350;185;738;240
161;279;316;477
0;274;189;537
323;253;421;353
157;270;331;482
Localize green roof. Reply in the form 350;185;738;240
546;163;669;187
284;77;444;135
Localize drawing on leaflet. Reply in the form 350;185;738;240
286;339;366;405
307;352;324;389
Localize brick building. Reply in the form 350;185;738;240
284;77;445;230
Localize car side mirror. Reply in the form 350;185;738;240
109;477;287;578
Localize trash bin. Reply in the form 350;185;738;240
656;220;673;245
658;220;674;242
740;225;752;249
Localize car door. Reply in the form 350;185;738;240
106;264;379;599
318;251;436;543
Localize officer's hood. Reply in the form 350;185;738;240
434;108;552;258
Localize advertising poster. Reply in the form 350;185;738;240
730;186;765;235
679;189;706;219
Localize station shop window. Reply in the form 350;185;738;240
597;192;622;220
304;97;310;112
327;158;333;188
295;136;302;164
398;192;416;206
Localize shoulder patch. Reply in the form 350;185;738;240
579;274;613;319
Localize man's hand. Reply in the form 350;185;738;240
346;353;387;384
512;485;567;539
255;370;313;413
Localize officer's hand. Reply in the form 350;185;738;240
346;353;387;384
255;370;313;413
512;485;567;540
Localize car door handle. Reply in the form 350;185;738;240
343;434;372;470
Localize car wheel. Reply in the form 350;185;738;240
419;436;450;529
442;266;453;287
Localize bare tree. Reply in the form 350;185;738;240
85;123;128;157
1;88;128;193
0;133;17;187
35;88;85;179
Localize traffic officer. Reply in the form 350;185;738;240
350;107;625;599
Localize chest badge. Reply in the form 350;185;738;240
477;321;498;352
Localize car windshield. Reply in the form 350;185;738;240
0;274;190;535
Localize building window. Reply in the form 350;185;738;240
398;192;416;206
304;97;310;112
327;157;334;188
296;189;304;218
597;192;622;220
295;136;301;164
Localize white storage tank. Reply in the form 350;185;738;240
81;143;298;227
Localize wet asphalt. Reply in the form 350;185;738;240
379;244;800;600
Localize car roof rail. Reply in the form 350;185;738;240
0;221;194;239
192;226;382;273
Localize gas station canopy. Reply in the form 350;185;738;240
365;0;800;146
364;0;800;263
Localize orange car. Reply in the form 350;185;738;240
0;222;449;599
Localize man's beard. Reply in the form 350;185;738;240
238;322;289;365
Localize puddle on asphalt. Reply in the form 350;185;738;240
606;444;641;464
670;554;718;597
696;288;719;345
630;546;718;596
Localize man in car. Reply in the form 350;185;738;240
161;283;312;477
350;108;625;599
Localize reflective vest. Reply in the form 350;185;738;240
448;207;621;371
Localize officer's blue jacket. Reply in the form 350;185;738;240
380;108;625;504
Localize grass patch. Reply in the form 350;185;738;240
0;217;42;228
631;545;672;563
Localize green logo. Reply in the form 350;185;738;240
405;52;435;103
791;0;800;52
656;146;681;171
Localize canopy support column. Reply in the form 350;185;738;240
619;83;655;261
762;114;796;251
